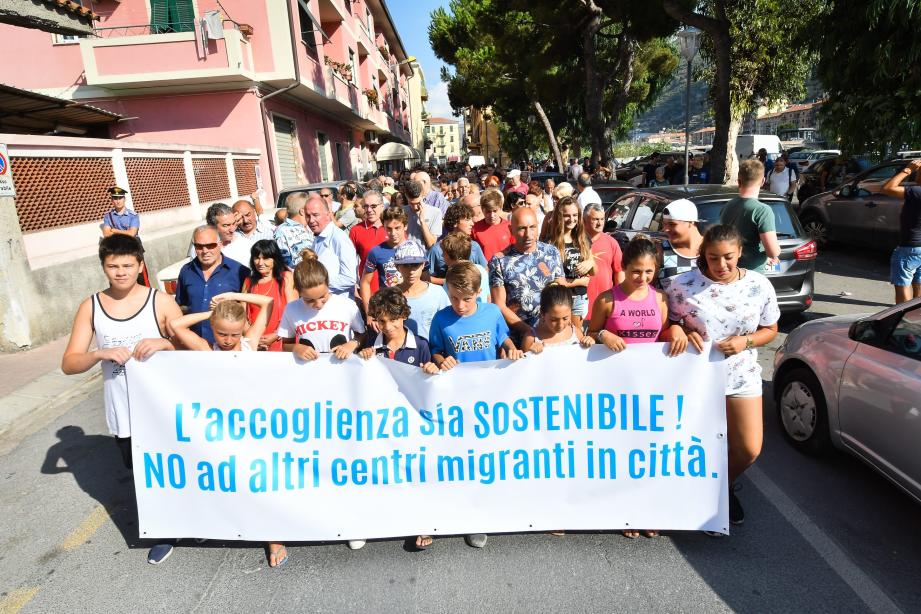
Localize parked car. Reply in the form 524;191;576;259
788;149;841;174
796;158;919;249
529;171;567;186
603;186;817;314
773;298;921;505
593;181;634;207
796;156;864;202
274;180;354;211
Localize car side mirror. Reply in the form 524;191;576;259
839;185;852;198
849;319;877;343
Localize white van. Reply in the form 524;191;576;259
736;134;782;161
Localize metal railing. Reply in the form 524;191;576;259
93;23;198;38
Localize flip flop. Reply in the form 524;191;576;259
643;531;660;538
267;544;289;569
622;530;640;539
415;535;434;550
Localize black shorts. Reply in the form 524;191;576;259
115;436;133;470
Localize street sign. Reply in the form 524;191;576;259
0;145;15;197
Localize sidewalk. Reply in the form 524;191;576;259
0;335;100;453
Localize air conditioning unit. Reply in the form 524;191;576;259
364;130;378;143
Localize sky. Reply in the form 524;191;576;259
388;0;458;120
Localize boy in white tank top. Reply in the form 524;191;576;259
62;235;184;564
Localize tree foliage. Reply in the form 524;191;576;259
816;0;921;156
429;0;679;164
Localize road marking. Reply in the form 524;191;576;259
747;466;904;614
0;587;40;614
60;504;110;551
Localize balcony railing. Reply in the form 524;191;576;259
93;23;198;38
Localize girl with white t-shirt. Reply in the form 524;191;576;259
278;250;366;362
167;292;286;567
662;224;780;527
524;284;595;352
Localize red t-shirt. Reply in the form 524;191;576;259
504;182;529;197
350;222;387;294
586;233;623;321
472;219;514;262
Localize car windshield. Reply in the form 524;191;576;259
695;200;804;238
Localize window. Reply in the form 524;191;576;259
54;33;82;44
297;0;320;60
349;49;358;85
273;116;300;189
366;8;374;38
317;132;331;182
885;307;921;361
861;164;902;182
150;0;195;34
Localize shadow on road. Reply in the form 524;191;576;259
810;293;891;309
40;425;140;548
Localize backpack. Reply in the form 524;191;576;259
768;166;796;184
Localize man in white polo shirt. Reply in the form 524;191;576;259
576;172;602;211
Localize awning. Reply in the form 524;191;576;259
375;142;421;161
0;83;123;136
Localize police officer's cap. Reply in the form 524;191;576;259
107;186;128;197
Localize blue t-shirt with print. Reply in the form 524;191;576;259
365;241;402;289
428;302;510;363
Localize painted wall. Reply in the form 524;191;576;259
0;23;86;90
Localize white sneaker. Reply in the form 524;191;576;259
347;539;366;550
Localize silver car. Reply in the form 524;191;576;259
773;298;921;504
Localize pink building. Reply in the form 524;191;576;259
0;0;419;200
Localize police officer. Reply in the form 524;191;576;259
102;186;140;238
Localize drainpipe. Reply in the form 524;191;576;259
258;0;303;202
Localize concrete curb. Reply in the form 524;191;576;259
0;369;101;455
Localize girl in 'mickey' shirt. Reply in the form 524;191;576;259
277;250;366;361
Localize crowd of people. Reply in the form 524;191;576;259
64;158;791;568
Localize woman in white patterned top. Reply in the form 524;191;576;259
661;225;779;527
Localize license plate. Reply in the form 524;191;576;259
764;261;782;273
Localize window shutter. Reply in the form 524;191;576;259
150;0;170;32
173;0;196;32
273;117;299;189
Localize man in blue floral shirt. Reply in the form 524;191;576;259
489;208;564;340
274;192;314;269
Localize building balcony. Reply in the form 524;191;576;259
80;25;255;89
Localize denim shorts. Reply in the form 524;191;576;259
572;294;588;317
890;246;921;286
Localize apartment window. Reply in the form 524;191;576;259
298;0;320;60
54;33;82;44
150;0;195;34
349;49;359;85
273;116;300;189
366;8;374;38
317;132;331;182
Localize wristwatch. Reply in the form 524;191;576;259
745;336;754;349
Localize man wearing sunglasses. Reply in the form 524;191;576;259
317;188;340;215
175;225;249;344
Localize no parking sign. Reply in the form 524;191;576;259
0;144;15;197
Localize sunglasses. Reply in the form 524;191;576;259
320;192;333;198
193;242;219;250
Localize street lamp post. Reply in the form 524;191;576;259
677;27;700;186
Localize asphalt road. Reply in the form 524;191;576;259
1;245;917;614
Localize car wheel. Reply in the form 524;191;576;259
776;367;832;455
800;214;830;248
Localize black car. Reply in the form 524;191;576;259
529;171;567;186
594;181;635;207
604;185;817;314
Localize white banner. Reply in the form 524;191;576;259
127;344;729;540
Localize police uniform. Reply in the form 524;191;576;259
103;186;149;286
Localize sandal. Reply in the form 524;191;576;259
622;529;640;539
415;535;434;550
267;543;289;568
643;530;660;538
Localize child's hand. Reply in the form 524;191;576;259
209;292;234;309
133;338;171;360
667;324;688;356
422;362;439;375
439;357;458;371
579;335;595;349
600;331;627;353
529;339;545;354
358;348;374;360
98;346;132;365
293;344;318;361
367;315;381;334
332;341;357;360
506;348;524;360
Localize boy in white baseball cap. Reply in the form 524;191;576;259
659;199;704;281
